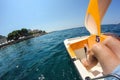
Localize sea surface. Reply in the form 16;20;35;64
0;24;120;80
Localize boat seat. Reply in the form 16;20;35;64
74;48;86;60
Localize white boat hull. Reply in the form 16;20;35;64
64;36;103;80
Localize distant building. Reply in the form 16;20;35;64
0;35;7;44
27;29;46;37
27;29;32;33
32;29;42;33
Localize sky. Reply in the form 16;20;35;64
0;0;120;36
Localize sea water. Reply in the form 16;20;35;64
0;24;120;80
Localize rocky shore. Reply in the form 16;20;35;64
0;33;46;49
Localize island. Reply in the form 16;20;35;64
0;28;47;48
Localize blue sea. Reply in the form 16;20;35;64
0;24;120;80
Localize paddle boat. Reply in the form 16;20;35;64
64;0;112;80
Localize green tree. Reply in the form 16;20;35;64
21;28;29;36
7;28;29;41
10;30;20;40
7;28;46;41
7;33;13;41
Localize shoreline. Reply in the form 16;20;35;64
0;33;46;49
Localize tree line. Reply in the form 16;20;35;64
7;28;46;41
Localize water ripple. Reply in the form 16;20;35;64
0;25;120;80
